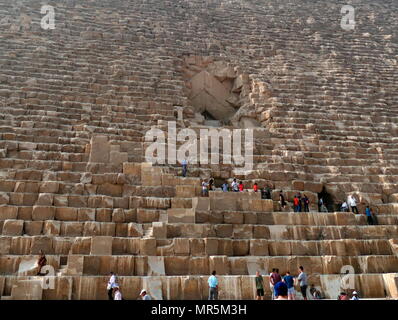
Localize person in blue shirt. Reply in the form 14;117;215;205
365;206;373;225
208;270;218;300
283;271;296;300
222;182;228;192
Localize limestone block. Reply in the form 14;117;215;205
167;208;195;223
78;208;96;221
205;238;219;255
174;238;190;255
192;197;210;211
11;280;43;300
164;256;189;275
112;208;125;223
218;239;233;256
18;207;32;220
36;193;54;206
30;236;53;254
100;222;116;237
233;240;250;256
89;136;109;163
24;221;43;236
123;162;142;177
54;195;68;207
209;256;230;275
137;209;160;223
233;225;253;239
244;212;257;224
61;222;84;236
253;225;270;239
215;224;233;238
148;256;166;276
250;240;269;256
55;207;77;221
189;257;209;275
180;276;203;300
304;182;323;193
127;223;143;237
0;236;11;254
223;211;244;224
69;237;92;255
140;238;157;256
190;238;205;256
32;206;55;221
2;219;23;236
96;208;112;222
0;205;18;220
152;222;167;239
43;220;61;236
0;192;9;205
65;255;84;276
10;237;32;255
382;273;398;299
210;192;237;211
90;236;113;255
115;223;128;237
176;185;199;198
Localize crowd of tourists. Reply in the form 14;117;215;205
106;272;152;300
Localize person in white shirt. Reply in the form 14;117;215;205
351;291;359;300
140;289;152;300
231;179;239;192
114;287;122;300
347;195;359;214
107;272;116;300
341;201;348;212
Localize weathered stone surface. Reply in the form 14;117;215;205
90;236;113;255
3;219;24;236
32;206;55;221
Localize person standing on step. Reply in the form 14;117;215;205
365;206;374;225
297;266;308;300
231;179;239;192
202;180;209;197
37;250;47;276
270;269;282;299
351;291;359;300
208;270;218;300
283;271;296;300
297;192;302;212
347;195;359;214
279;191;287;209
269;269;276;299
239;181;244;192
114;286;122;300
140;289;152;300
253;182;258;192
255;271;265;300
107;272;116;300
293;195;300;213
181;159;187;177
222;181;228;192
274;281;288;300
303;194;309;212
265;185;272;199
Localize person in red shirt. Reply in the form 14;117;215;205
293;195;300;212
239;181;244;192
253;182;258;192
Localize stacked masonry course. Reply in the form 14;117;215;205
0;0;398;299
